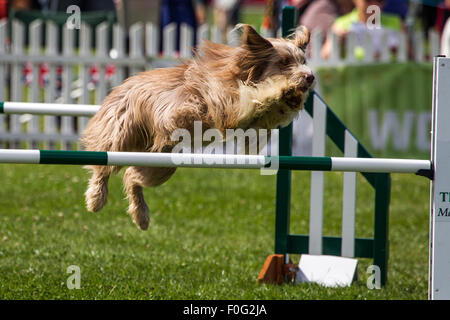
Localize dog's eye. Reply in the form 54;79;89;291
297;54;306;64
280;58;291;66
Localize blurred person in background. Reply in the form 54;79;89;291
0;0;5;18
436;0;450;33
261;0;280;37
160;0;204;53
9;0;116;11
419;0;445;36
382;0;409;20
321;0;403;60
195;0;208;25
439;0;450;55
213;0;242;42
9;0;37;10
296;0;354;35
262;0;354;53
52;0;115;11
294;0;354;57
261;0;287;37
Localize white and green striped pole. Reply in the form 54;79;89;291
0;101;99;116
0;149;432;174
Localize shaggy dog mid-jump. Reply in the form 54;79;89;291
81;24;315;230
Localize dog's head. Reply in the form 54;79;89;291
235;24;315;91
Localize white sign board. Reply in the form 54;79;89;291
429;56;450;300
295;254;358;288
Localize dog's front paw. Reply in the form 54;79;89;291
282;85;303;109
283;86;296;98
283;88;302;109
128;202;150;231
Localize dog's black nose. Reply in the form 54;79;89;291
305;74;315;84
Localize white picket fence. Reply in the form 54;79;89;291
307;28;441;66
0;18;441;150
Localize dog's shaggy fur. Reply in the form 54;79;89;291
81;25;315;230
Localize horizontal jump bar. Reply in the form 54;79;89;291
0;102;99;116
0;149;431;173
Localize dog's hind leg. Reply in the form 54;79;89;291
85;165;115;212
123;166;176;230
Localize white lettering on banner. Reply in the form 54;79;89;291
368;110;431;151
416;112;432;151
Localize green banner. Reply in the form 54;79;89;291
317;63;433;157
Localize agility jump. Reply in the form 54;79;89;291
0;7;447;300
0;55;446;299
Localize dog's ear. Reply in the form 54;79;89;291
235;24;274;53
289;25;310;50
233;24;276;83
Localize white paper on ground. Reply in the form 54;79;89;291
295;254;358;288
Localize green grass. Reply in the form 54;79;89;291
0;163;429;299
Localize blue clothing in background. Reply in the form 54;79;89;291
412;0;444;7
160;0;197;52
383;0;409;19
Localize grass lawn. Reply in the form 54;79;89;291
0;163;429;299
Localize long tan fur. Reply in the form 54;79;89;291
81;25;315;230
